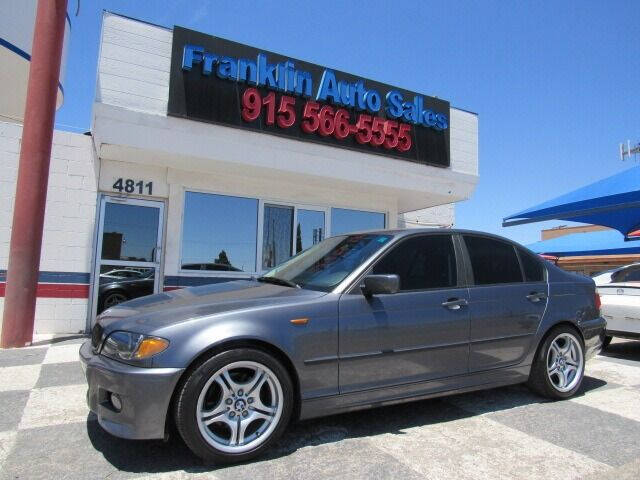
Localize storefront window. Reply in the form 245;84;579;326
330;208;385;236
296;209;325;253
181;192;258;272
262;205;294;269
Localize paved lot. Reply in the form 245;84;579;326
1;337;639;480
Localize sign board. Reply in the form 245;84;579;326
168;26;450;168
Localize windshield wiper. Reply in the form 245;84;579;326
256;276;300;289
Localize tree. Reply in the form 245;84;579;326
215;249;231;266
296;223;303;253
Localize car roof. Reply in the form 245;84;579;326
346;228;525;245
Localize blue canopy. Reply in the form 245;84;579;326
503;166;640;240
527;229;640;257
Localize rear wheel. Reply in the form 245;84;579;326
528;325;585;399
174;348;293;464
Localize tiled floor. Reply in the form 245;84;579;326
1;337;639;480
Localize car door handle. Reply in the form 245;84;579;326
526;292;547;303
442;298;468;310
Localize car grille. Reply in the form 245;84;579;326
91;323;104;350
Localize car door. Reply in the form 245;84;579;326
461;235;548;372
338;233;470;393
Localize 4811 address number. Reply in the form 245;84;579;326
112;178;153;195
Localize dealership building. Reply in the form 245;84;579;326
0;12;478;334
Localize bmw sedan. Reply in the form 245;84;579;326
80;229;605;464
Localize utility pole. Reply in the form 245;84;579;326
1;0;68;348
620;140;640;161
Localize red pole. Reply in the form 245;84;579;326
1;0;68;348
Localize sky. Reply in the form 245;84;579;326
55;0;640;245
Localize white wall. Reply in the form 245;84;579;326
0;121;97;334
398;204;455;229
96;13;171;115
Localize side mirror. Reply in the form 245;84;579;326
360;274;400;297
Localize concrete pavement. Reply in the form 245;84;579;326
1;337;639;480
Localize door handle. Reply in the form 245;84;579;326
526;292;547;303
442;298;468;310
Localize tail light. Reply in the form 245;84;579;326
594;292;601;313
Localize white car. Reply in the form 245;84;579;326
592;263;640;285
597;282;640;347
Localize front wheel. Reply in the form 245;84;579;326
528;326;585;399
174;348;294;464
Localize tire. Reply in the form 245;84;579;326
527;325;585;399
100;291;128;312
174;348;294;464
602;335;612;349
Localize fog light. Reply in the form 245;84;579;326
110;393;122;412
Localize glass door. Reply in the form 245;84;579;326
92;196;164;319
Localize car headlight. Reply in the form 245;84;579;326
100;331;169;361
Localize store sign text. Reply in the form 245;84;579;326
182;45;448;131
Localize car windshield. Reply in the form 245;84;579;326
260;233;393;292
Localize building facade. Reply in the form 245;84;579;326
0;12;478;334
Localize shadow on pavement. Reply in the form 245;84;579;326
86;374;609;475
599;339;640;362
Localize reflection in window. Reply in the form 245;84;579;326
373;235;457;290
101;203;159;262
181;192;258;272
330;208;385;236
262;205;293;269
296;209;325;253
463;236;523;285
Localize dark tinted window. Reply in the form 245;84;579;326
614;266;640;282
518;249;545;282
463;236;523;285
372;235;457;290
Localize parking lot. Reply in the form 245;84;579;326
1;337;639;480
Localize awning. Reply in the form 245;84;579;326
527;229;640;257
503;166;640;240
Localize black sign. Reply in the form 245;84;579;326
168;26;450;168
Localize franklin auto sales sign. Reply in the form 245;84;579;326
168;26;450;168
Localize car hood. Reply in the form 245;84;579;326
97;280;326;331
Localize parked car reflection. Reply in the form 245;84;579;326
181;263;242;272
98;269;154;313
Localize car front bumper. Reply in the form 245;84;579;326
79;340;184;440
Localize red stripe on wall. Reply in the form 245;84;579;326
0;282;88;299
163;286;182;291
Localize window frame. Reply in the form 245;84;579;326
178;188;387;278
459;233;528;287
346;232;465;294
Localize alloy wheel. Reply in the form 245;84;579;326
196;361;284;454
546;333;584;393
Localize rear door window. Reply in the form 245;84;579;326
614;267;640;282
463;235;523;285
518;248;545;282
372;235;457;291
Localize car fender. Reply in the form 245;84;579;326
151;294;341;400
